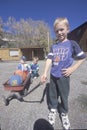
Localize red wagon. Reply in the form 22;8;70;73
3;73;31;92
3;80;25;92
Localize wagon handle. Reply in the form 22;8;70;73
23;81;43;97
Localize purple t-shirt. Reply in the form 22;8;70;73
47;40;85;78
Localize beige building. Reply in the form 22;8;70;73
0;47;45;61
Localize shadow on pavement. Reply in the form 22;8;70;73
33;118;54;130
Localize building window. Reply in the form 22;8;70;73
9;49;19;57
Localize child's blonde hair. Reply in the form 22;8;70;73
53;17;70;30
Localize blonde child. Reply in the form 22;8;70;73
41;17;86;130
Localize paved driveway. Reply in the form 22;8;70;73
0;60;87;130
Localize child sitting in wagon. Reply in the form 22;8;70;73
8;56;31;86
3;56;31;106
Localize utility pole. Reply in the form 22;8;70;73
47;31;50;52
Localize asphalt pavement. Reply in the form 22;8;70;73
0;60;87;130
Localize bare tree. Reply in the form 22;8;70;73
2;17;52;51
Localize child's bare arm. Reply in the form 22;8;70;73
41;59;52;82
